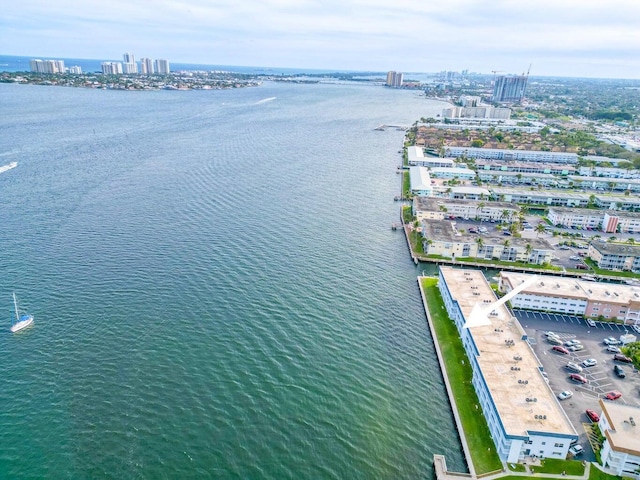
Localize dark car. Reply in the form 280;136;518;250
614;365;626;378
569;373;588;384
614;354;633;364
586;409;600;423
552;346;570;355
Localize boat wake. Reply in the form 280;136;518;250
0;161;17;175
254;97;276;105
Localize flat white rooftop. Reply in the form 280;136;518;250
500;271;640;306
600;400;640;456
440;267;576;438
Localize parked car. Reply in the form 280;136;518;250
569;445;584;456
614;354;633;364
606;345;622;354
564;339;581;347
558;390;573;400
547;336;563;345
605;390;622;400
566;362;583;373
569;255;581;261
604;337;620;346
544;331;557;338
569;373;588;384
581;358;597;368
614;365;626;378
586;319;596;327
553;346;570;355
585;409;600;423
576;264;588;270
569;344;584;352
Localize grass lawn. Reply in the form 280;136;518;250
402;171;411;198
530;458;585;475
421;278;503;475
588;467;622;480
583;258;640;279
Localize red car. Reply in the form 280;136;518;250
586;409;600;423
570;374;588;384
605;391;622;401
552;346;570;355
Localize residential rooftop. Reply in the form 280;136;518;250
599;400;640;457
590;240;640;256
500;271;640;305
440;267;576;438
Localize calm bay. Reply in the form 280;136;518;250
0;80;464;478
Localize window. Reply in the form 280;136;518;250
554;443;564;448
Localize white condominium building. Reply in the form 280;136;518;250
155;59;170;74
438;267;577;463
140;58;154;74
29;59;65;74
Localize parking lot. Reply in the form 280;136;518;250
514;310;640;462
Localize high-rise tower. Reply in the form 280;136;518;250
493;75;527;103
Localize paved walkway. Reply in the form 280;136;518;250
435;454;593;480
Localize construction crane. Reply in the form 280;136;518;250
522;63;532;101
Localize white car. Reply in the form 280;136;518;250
581;358;597;368
569;344;584;352
558;390;573;400
607;345;621;354
604;337;620;346
586;319;596;327
569;445;584;456
566;362;583;373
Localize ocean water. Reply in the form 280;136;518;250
0;81;464;478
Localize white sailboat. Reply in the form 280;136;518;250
10;292;33;333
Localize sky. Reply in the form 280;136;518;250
3;0;640;78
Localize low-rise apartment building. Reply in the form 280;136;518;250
568;175;640;193
478;171;556;186
444;146;578;164
589;241;640;272
477;161;576;176
499;271;640;323
407;146;455;168
438;267;577;463
409;166;434;196
490;188;591;207
413;197;519;222
429;166;476;180
547;207;603;230
421;221;553;264
598;400;640;479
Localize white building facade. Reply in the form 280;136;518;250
598;401;640;479
437;267;577;463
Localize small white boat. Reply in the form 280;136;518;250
10;292;33;333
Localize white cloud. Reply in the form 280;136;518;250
2;0;640;77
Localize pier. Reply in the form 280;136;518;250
374;124;408;131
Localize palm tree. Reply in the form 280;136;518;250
503;239;511;248
535;223;546;238
525;243;533;257
476;201;486;220
476;237;484;250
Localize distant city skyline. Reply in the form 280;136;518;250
3;0;640;79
